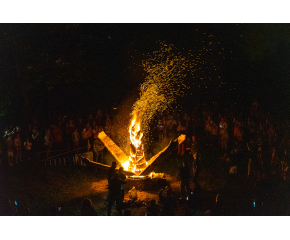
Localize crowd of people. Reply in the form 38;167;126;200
1;99;290;215
153;99;290;183
0;109;112;166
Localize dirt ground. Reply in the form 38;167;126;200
90;174;197;216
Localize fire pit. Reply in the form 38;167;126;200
95;114;186;191
126;172;167;191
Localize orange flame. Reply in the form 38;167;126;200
129;115;143;149
122;114;145;174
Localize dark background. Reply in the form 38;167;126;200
0;23;290;127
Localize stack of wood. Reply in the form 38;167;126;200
129;142;146;176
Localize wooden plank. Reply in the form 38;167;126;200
98;131;129;165
138;134;186;176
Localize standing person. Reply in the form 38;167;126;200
211;121;219;148
191;136;200;184
190;135;198;162
108;161;117;183
24;138;33;164
44;129;53;158
67;119;75;133
14;134;22;164
219;117;228;150
72;128;80;152
93;134;105;164
92;125;99;140
52;122;63;151
85;122;93;151
177;121;186;159
233;123;240;144
6;135;14;166
81;127;88;152
31;125;40;151
179;161;191;200
95;110;103;127
107;172;127;216
76;118;84;136
247;142;257;179
105;161;117;205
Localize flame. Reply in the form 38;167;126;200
122;114;146;175
122;160;129;171
129;115;143;149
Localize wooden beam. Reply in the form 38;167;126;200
98;131;129;165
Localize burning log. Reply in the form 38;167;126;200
139;134;186;176
97;131;129;166
97;129;186;178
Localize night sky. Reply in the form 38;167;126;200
1;23;290;125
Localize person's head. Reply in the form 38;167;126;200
81;198;92;208
112;161;117;168
119;167;124;174
192;135;195;142
95;125;99;131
